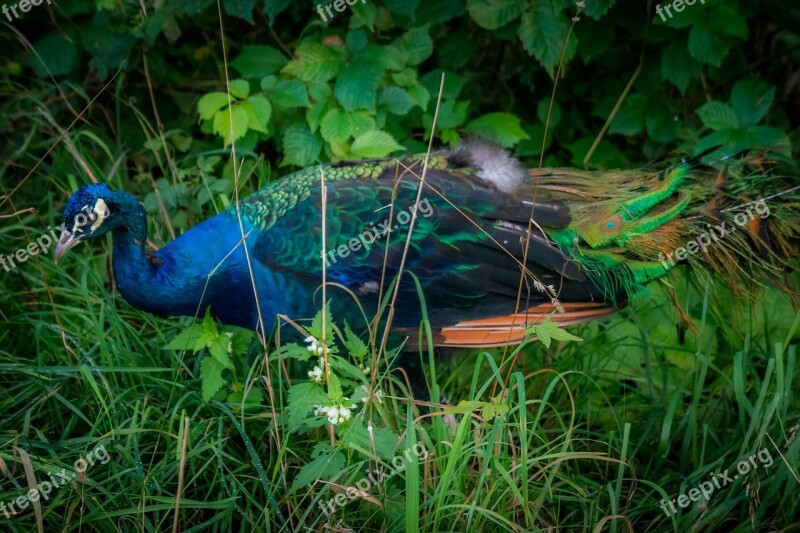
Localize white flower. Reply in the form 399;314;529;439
308;365;323;383
314;399;357;425
360;385;384;404
305;336;319;354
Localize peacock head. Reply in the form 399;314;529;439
54;183;126;262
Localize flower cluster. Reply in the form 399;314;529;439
314;400;357;424
306;336;331;383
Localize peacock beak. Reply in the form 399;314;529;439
53;229;82;263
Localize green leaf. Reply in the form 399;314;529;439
241;96;271;134
423;99;469;132
608;94;648;136
335;60;385;112
263;0;292;23
172;0;214;15
696;102;739;131
731;80;774;127
231;45;287;78
306;100;330;134
213;105;250;145
351;130;405;158
748;126;791;156
209;335;235;370
228;79;250;99
384;0;420;16
518;6;577;77
200;357;226;402
379;86;417;115
661;40;702;94
198;92;230;121
407;84;430;111
343;323;369;360
340;422;399;460
403;25;433;65
165;326;205;352
30;32;80;77
582;0;616;19
320;108;355;142
268;80;310;108
327;372;344;401
286;382;330;429
222;0;257;23
529;320;583;348
282;43;345;84
646;108;680;143
466;0;525;29
350;112;377;137
688;21;732;67
282;123;323;167
465;113;530;148
292;443;346;491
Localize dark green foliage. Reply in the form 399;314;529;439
1;0;800;531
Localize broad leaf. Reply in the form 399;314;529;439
351;130;405;158
465;113;529;148
231;45;287;78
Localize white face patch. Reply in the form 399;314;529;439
91;198;110;231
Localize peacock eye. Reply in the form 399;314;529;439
606;221;616;228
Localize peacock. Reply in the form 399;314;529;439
54;140;800;348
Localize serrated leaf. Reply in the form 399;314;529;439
222;0;257;23
335;60;385;112
465;113;529;148
30;32;80;77
231;45;287;78
327;372;343;401
583;0;616;19
688;21;732;67
661;40;702;93
696;101;739;131
466;0;525;29
209;335;235;370
293;443;346;491
403;25;433;65
307;100;330;134
282;123;323;167
351;130;404;158
282;43;345;84
384;0;420;16
200;357;226;402
340;422;399;460
343;323;369;359
268;80;310;108
240;96;271;134
213;105;250;146
646;108;680;143
228;79;250;99
608;94;648;136
407;84;430;111
731;80;774;127
263;0;292;23
529;320;583;348
287;382;330;429
350;112;377;137
423;99;469;132
198;92;230;121
379;86;417;115
518;6;577;77
165;326;205;352
320;108;355;142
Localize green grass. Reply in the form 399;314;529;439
1;211;799;531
